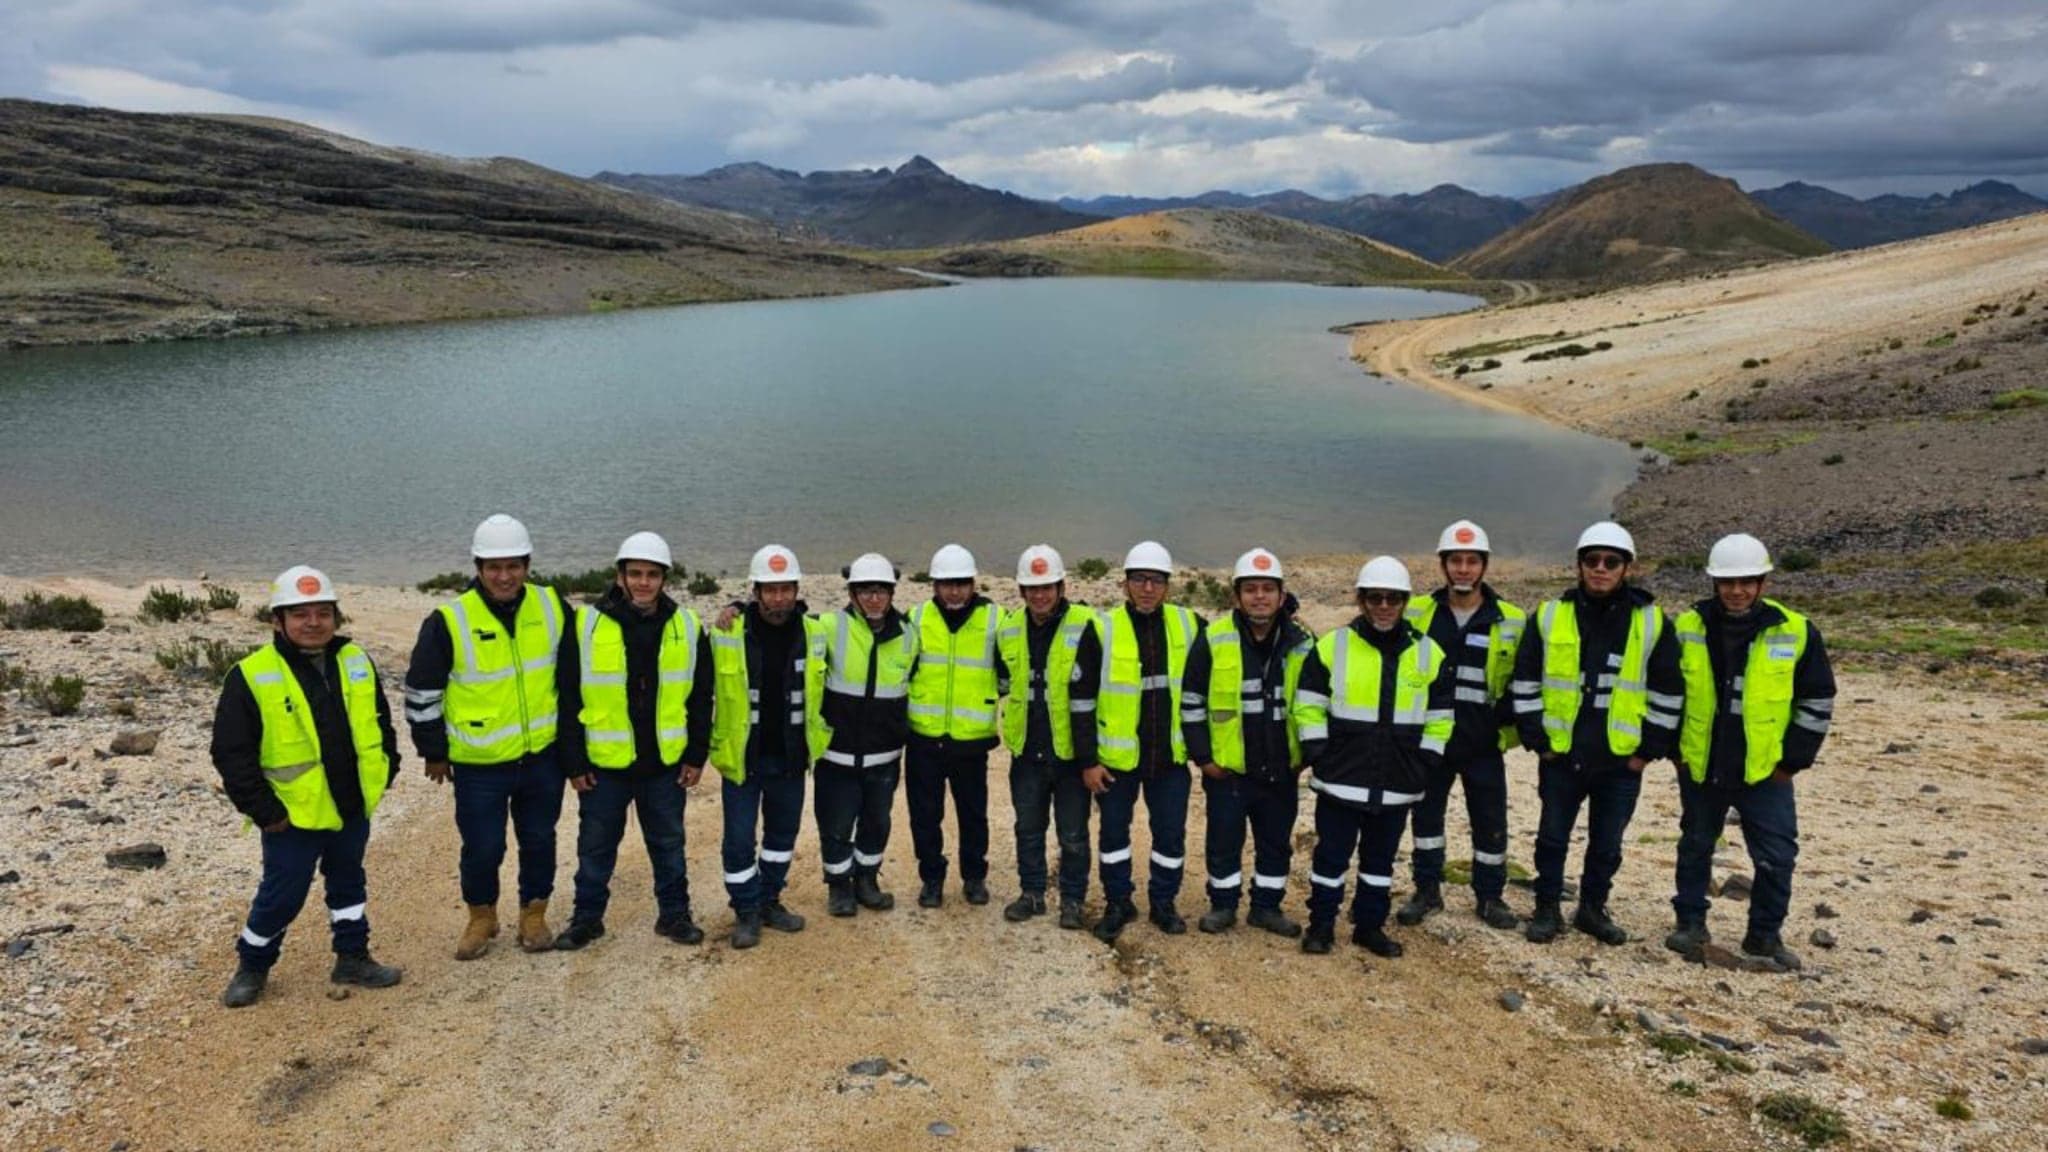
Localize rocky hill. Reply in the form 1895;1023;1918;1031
0;100;920;347
1061;184;1531;263
1752;179;2046;250
596;156;1097;248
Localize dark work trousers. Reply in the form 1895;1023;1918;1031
1306;796;1409;930
1673;770;1800;936
1010;756;1092;903
1404;751;1510;901
1096;767;1191;909
1533;758;1643;909
905;743;991;886
569;767;690;924
452;749;565;907
1202;771;1299;912
236;817;373;972
814;757;901;883
721;753;806;910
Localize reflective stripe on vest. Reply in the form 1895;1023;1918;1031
709;615;830;785
1097;604;1196;771
1405;596;1528;751
907;602;1002;740
1536;599;1663;756
1315;627;1452;756
576;605;701;769
997;604;1096;759
822;610;917;702
241;643;389;831
438;586;562;763
1676;602;1808;785
1203;617;1311;772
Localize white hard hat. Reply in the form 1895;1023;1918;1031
616;531;673;569
1123;540;1173;574
471;514;533;560
1576;521;1636;559
1016;544;1065;586
1355;556;1413;593
847;552;898;585
269;565;339;609
1705;533;1773;578
1437;520;1491;555
749;545;801;583
1232;548;1284;582
929;543;977;581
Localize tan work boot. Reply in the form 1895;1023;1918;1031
516;898;555;952
455;903;499;961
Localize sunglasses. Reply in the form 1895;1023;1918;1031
1126;573;1168;587
1579;552;1628;571
1360;591;1408;606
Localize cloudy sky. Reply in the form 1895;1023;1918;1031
5;1;2046;200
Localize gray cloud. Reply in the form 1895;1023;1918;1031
319;0;883;58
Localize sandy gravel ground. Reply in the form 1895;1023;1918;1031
5;571;2045;1151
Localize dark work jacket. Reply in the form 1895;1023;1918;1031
821;605;912;759
212;634;401;828
1512;584;1683;774
907;595;1009;757
1015;599;1102;768
1691;597;1837;788
1128;602;1200;776
402;579;529;764
1415;585;1518;764
742;600;812;772
1296;618;1451;808
1182;597;1311;785
555;585;714;777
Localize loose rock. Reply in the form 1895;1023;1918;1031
109;729;161;756
1498;990;1525;1012
105;843;167;870
1908;908;1934;924
2018;1039;2048;1056
928;1121;956;1137
1813;902;1839;920
847;1058;892;1077
0;870;18;884
1716;873;1753;901
1972;916;2004;928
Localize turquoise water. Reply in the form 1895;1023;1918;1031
0;278;1635;582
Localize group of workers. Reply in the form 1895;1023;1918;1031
208;514;1836;1007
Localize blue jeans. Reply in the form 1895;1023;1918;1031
905;743;991;885
722;756;806;910
1674;770;1800;936
1202;771;1299;911
814;757;900;882
236;817;372;972
569;768;690;924
452;751;565;906
1096;767;1190;908
1405;752;1510;900
1010;756;1092;902
1305;797;1408;930
1533;759;1643;907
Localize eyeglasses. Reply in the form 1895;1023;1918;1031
1579;552;1628;571
1360;591;1408;607
1126;573;1168;587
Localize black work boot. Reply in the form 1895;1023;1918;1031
220;966;267;1009
854;871;895;911
1247;906;1303;938
1003;892;1047;922
1352;923;1404;958
963;878;991;905
1395;882;1443;927
827;882;858;918
917;880;943;909
1572;902;1628;946
655;912;705;945
1525;899;1563;943
1058;900;1088;930
730;908;763;950
330;951;402;988
1301;921;1335;954
1476;896;1520;931
1198;906;1237;934
554;918;606;951
1665;918;1711;958
763;901;806;933
1149;903;1188;935
1741;930;1803;971
1093;898;1138;942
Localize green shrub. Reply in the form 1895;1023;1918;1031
1074;557;1111;580
0;659;28;692
1974;585;2023;610
1481;358;1502;370
1777;549;1820;573
1887;337;1904;350
1707;1050;1755;1074
1821;453;1844;466
28;674;85;717
1924;332;1956;348
203;584;241;612
535;568;619;597
1741;358;1761;369
140;585;206;624
687;572;720;597
1649;1033;1699;1060
1989;389;2048;411
1454;363;1471;377
1186;571;1232;613
416;571;470;594
1668;1079;1699;1098
155;638;258;684
1683;388;1700;401
2;592;106;632
1750;378;1769;390
1683;430;1701;442
1934;1094;1973;1121
909;570;932;584
1757;1093;1849;1147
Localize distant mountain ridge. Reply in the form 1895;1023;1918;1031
1750;180;2046;250
1059;184;1531;264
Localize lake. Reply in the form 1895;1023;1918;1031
0;278;1636;583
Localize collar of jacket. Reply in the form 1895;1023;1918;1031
1428;583;1504;629
595;582;677;626
1692;595;1786;632
1347;615;1420;653
1231;606;1306;647
1563;583;1657;611
848;604;906;641
936;595;990;632
270;631;351;664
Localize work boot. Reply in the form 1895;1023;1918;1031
917;880;943;909
517;899;554;953
1058;900;1088;931
1301;922;1335;955
1476;896;1520;931
454;903;498;961
1093;898;1138;942
553;918;606;951
1198;907;1238;934
220;966;267;1009
1352;923;1404;958
963;878;991;906
1665;918;1712;958
827;882;858;918
330;951;402;988
1573;902;1628;946
1149;903;1188;935
1525;899;1563;943
730;908;763;950
1004;893;1047;922
763;901;806;933
1741;930;1803;972
854;871;895;911
1247;906;1303;939
1395;882;1443;927
655;912;705;945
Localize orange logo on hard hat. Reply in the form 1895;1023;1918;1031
1455;526;1477;544
1030;557;1050;575
1252;553;1273;571
295;575;323;595
768;553;789;573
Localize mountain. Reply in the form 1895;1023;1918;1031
0;99;918;347
595;157;1098;248
1453;163;1831;284
1751;180;2047;249
1058;184;1530;263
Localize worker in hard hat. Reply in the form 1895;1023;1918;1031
1395;521;1528;933
813;553;916;917
1510;521;1683;946
905;543;1007;909
1664;534;1836;971
1087;540;1203;941
1182;548;1315;938
710;545;829;948
1291;557;1454;957
211;567;403;1007
996;545;1102;929
403;514;568;959
551;532;714;950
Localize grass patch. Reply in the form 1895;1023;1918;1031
1443;857;1532;885
1034;246;1225;279
1074;557;1112;580
1707;1050;1755;1075
1645;431;1816;465
686;572;719;597
1934;1093;1973;1121
22;673;86;717
1;592;106;633
155;638;258;685
1989;389;2048;411
140;585;207;624
1649;1033;1699;1060
416;571;470;594
1668;1079;1700;1098
1439;330;1581;363
1924;332;1957;348
2011;709;2048;722
203;584;241;612
1184;571;1232;613
1523;340;1613;363
1757;1092;1850;1147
